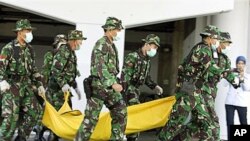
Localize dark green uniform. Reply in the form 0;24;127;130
0;39;43;140
121;49;157;140
80;36;127;141
47;43;79;110
158;27;239;141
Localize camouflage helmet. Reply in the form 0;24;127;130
12;19;36;32
200;25;220;39
220;32;232;43
142;34;160;47
68;30;87;40
102;17;124;30
52;34;67;45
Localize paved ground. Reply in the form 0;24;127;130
12;130;156;141
12;130;199;141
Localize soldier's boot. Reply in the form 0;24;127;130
48;132;59;141
14;135;26;141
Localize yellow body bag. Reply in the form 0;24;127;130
41;92;175;141
42;92;83;140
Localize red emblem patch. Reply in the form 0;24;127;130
0;55;7;59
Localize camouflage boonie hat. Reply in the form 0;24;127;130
68;30;87;40
142;34;160;47
102;17;124;30
200;25;220;39
12;19;36;32
220;32;232;43
53;34;67;45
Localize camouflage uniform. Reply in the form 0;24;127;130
0;19;44;140
80;17;127;141
46;30;85;141
42;34;67;87
33;34;68;141
121;34;162;141
158;26;239;141
47;30;85;110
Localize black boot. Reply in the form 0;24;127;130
14;135;26;141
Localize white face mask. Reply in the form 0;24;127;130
211;40;219;51
74;40;82;50
146;48;157;57
76;43;82;50
221;46;231;55
24;32;33;43
113;31;121;41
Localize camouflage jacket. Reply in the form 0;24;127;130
177;41;237;96
121;49;157;90
42;41;66;85
90;36;119;88
204;52;236;98
50;44;80;88
177;41;211;86
0;39;42;86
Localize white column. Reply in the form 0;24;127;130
70;23;125;113
211;0;250;140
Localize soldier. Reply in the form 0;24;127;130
42;34;67;86
34;34;67;141
120;34;163;141
157;26;241;141
46;30;85;141
0;19;45;141
78;17;127;141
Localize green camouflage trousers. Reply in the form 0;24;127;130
124;85;140;140
157;92;220;141
0;82;42;141
80;87;127;141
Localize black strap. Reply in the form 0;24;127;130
11;40;21;69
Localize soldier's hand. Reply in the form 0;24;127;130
112;83;123;92
0;80;10;92
154;85;163;95
38;86;46;94
75;87;81;100
62;84;71;93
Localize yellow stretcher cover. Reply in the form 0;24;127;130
41;93;176;141
90;96;176;141
41;92;84;140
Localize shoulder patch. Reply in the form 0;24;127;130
0;55;7;59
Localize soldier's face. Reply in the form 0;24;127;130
110;29;120;36
221;42;230;49
74;40;83;50
145;43;158;51
18;29;31;38
150;44;158;50
210;37;218;45
18;29;33;43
